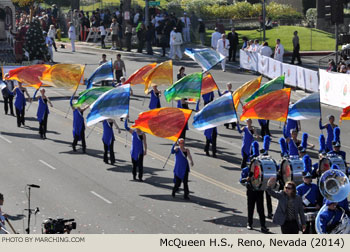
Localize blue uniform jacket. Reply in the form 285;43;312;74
283;119;298;138
73;109;85;139
149;90;160;109
202;91;214;104
238;126;254;157
37;97;49;123
204;127;217;142
288;139;299;156
296;183;320;207
319;207;343;233
319;122;335;151
131;131;144;161
328;150;346;162
171;144;189;180
102;120;115;147
14;88;26;111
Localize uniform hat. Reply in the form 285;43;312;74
303;172;312;178
326;200;337;206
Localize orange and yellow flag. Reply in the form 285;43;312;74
6;64;51;89
124;63;157;86
201;73;218;95
240;88;291;122
340;105;350;124
40;64;85;90
233;76;262;109
143;60;173;93
132;107;192;142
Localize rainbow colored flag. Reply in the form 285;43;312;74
85;60;114;89
245;76;284;103
40;64;85;90
143;60;173;93
73;86;113;108
233;76;262;109
124;63;157;85
193;93;237;130
164;72;202;102
288;92;321;120
185;48;225;72
340;105;350;124
86;84;130;126
240;88;291;122
132;107;192;142
6;64;51;89
201;73;219;95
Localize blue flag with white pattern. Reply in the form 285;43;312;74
185;48;225;72
85;60;114;89
288;92;321;120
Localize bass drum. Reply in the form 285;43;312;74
249;157;277;191
279;158;304;186
319;154;347;176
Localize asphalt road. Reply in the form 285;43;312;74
1;46;349;234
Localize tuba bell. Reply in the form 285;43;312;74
318;169;350;202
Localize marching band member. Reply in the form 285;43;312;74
13;82;32;127
125;119;147;181
279;137;289;158
237;119;259;169
283;118;300;139
240;141;269;233
102;119;121;165
261;135;273;219
204;127;217;158
171;138;194;200
328;127;346;162
319;115;338;152
36;89;53;139
70;100;89;153
296;155;322;234
148;85;161;110
319;201;344;234
222;83;236;129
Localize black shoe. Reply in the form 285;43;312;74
213;153;217;158
171;191;175;198
11;113;15;116
104;160;108;164
82;149;86;153
267;214;273;219
205;151;209;156
247;225;253;230
133;176;137;180
139;178;143;182
184;195;190;200
72;146;77;152
261;227;269;233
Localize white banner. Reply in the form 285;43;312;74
304;68;319;92
239;50;258;72
282;63;297;87
320;69;350;108
267;58;282;79
257;54;269;76
296;66;306;90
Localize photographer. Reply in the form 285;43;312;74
0;193;9;234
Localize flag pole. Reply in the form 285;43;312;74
86;124;97;138
318;92;324;134
233;94;242;137
66;65;86;118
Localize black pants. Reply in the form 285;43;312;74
260;120;271;137
265;191;273;216
281;220;299;234
241;152;249;169
137;40;144;53
103;140;115;164
204;130;217;155
39;112;48;138
126;34;132;51
115;70;123;83
15;107;25;127
172;171;189;197
291;45;301;64
247;189;266;228
3;95;14;115
132;155;144;179
101;35;106;48
72;130;86;152
146;41;153;55
224;122;236;129
52;39;57;51
229;46;237;61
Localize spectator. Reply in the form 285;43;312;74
242;36;248;49
110;18;119;50
291;31;302;65
339;64;347;73
347;64;350;74
68;22;76;52
44;31;54;62
211;27;221;50
1;79;15;116
227;27;239;62
125;23;132;52
181;12;191;43
260;42;273;57
145;25;154;55
274;39;284;62
113;54;126;83
253;39;260;52
136;23;146;53
169;27;183;60
198;19;206;46
216;33;229;72
99;22;106;49
48;24;57;52
327;59;337;72
100;54;108;86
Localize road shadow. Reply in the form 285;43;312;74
194;151;241;165
217;133;243;140
219;165;242;172
107;164;162;176
1;131;41;140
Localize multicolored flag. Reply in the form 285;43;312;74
143;60;173;93
233;76;262;109
287;92;321;120
73;86;113;108
201;73;219;95
40;64;85;90
340;105;350;124
6;64;51;89
244;75;284;103
86;84;130;127
164;72;202;102
132;107;192;142
193;93;238;131
185;48;225;72
240;88;291;122
124;63;157;85
85;60;114;89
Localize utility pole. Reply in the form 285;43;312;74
262;0;266;41
145;0;149;26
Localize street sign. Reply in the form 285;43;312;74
149;1;160;6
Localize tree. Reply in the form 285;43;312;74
12;0;43;20
44;0;71;7
24;18;49;61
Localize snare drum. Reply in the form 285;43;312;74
249;156;277;191
280;157;304;186
319;154;347;176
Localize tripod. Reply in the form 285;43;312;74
25;185;40;234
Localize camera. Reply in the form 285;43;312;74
42;218;77;234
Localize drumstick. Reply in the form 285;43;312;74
5;217;18;234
